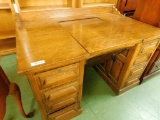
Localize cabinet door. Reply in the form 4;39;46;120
97;48;129;85
95;44;142;94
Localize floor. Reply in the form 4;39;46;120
1;54;160;120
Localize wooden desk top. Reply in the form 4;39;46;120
16;19;89;74
59;13;160;58
16;9;160;74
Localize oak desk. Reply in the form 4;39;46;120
16;7;160;120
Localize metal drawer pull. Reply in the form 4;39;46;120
112;54;117;62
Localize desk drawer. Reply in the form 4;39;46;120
43;82;78;102
130;62;147;76
126;77;139;86
42;82;79;114
36;63;79;89
140;39;159;53
46;94;77;114
134;53;151;64
48;103;81;120
126;62;147;86
127;70;142;84
130;67;144;76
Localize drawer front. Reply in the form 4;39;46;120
126;77;139;86
42;82;79;114
130;67;144;76
130;62;147;76
42;82;78;102
126;61;147;86
127;72;142;82
36;63;79;89
46;94;77;113
134;53;151;64
140;39;159;53
48;103;81;120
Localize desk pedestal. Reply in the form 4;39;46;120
95;38;159;94
26;60;85;120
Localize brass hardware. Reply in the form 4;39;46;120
112;54;117;62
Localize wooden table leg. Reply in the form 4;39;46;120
9;83;34;118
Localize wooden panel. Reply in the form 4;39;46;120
48;103;82;120
42;82;79;113
0;38;16;55
59;13;160;59
0;7;16;56
26;60;85;120
117;0;139;14
45;94;77;113
110;59;123;80
0;0;9;9
130;65;144;76
95;48;129;89
95;43;142;94
134;54;151;64
0;4;9;9
43;82;78;102
96;48;130;85
126;77;139;86
17;7;116;21
0;10;15;32
36;63;79;89
133;0;160;27
140;39;159;53
18;0;68;7
9;0;118;13
10;0;76;13
125;61;148;85
83;0;118;4
0;1;8;6
16;19;88;74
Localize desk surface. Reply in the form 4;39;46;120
16;11;160;74
59;13;160;57
16;19;89;74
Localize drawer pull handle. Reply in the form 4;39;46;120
112;54;117;62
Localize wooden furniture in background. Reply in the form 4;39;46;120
9;0;118;13
132;0;160;83
133;0;160;27
0;0;16;56
10;0;76;13
0;66;34;120
81;0;118;7
116;0;139;16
